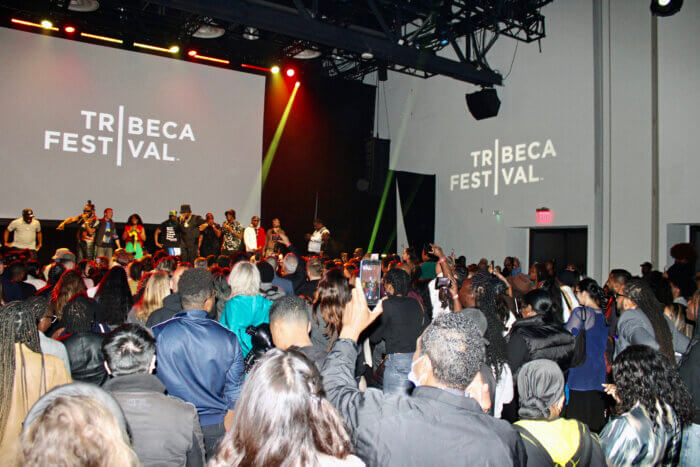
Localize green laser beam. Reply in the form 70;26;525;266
367;169;395;253
261;84;300;187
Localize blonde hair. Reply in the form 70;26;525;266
134;271;171;323
20;395;139;466
228;261;261;298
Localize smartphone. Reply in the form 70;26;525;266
435;277;450;289
360;259;382;307
167;247;182;256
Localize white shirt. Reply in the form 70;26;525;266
560;286;580;323
493;364;514;419
308;227;329;253
7;218;41;249
243;226;259;252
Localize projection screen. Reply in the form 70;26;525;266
0;27;264;223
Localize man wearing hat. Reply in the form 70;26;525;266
155;210;183;256
4;209;42;251
178;204;204;263
52;248;76;270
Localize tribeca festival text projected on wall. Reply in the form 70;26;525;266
0;27;264;223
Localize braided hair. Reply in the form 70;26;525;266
0;301;43;437
625;278;675;361
475;277;509;380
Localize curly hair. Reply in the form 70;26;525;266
475;278;509;380
312;269;350;339
49;269;87;320
383;268;410;296
613;345;694;428
624;278;674;361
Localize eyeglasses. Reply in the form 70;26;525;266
616;293;629;299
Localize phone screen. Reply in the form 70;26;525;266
435;277;450;289
360;260;382;307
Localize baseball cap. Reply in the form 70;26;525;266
52;248;76;263
22;209;34;218
169;210;177;217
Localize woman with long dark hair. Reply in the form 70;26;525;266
370;268;427;394
564;278;610;432
311;268;351;351
94;267;133;329
123;213;146;259
506;289;574;376
616;278;689;362
477;277;514;418
41;269;87;338
210;349;362;466
600;346;694;465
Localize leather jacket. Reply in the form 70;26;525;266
60;332;107;385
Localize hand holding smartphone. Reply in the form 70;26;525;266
360;259;382;307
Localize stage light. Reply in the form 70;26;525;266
133;42;180;54
295;81;300;87
650;0;683;16
64;26;76;33
81;32;123;44
286;68;295;77
11;18;58;31
193;54;230;64
188;50;197;57
270;66;280;74
536;207;553;226
41;20;53;29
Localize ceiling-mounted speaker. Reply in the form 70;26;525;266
465;88;500;120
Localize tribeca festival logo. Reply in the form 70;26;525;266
43;106;196;167
449;138;557;196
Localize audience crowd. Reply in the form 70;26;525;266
1;207;699;466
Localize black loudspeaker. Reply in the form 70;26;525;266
378;64;388;82
360;137;390;195
465;88;501;120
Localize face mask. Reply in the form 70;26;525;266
407;355;427;387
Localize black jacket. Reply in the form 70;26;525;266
60;332;107;385
103;373;205;467
146;292;182;327
322;339;527;467
679;329;700;424
507;315;575;376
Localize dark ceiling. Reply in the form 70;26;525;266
0;0;553;85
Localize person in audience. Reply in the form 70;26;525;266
94;266;133;330
220;261;272;356
557;269;580;322
212;268;231;321
282;252;306;293
24;259;46;290
679;325;700;465
473;279;514;418
257;261;285;301
77;259;96;289
665;302;694;339
269;296;328;369
152;268;244;459
128;270;171;325
615;277;689;361
667;243;696;286
146;264;189;327
266;254;295;295
565;278;610;432
20;383;139;466
56;295;108;385
0;301;71;461
514;359;606;466
41;268;87;337
4;260;36;301
369;268;427;394
52;247;77;270
126;259;143;296
311;268;350;350
297;256;323;299
210;349;362;467
600;345;694;465
322;280;527;465
506;289;575;376
21;296;72;372
35;261;66;297
102;324;205;466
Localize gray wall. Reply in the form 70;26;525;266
375;0;699;281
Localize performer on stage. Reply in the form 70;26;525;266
123;214;146;260
264;218;286;256
56;201;99;261
306;218;330;255
243;216;265;253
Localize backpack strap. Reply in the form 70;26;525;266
513;423;555;465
